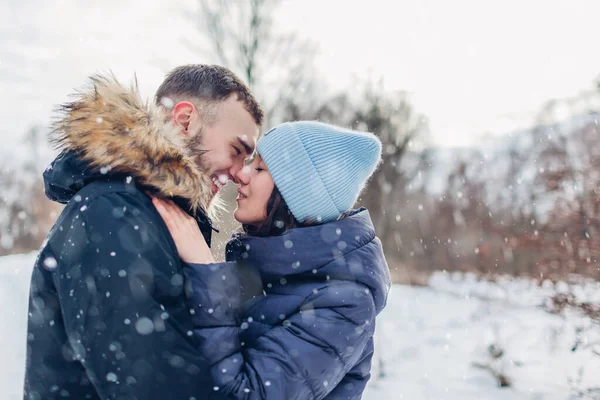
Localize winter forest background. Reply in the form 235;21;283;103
3;0;600;398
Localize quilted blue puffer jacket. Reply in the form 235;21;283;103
184;208;391;399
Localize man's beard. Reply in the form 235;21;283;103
182;125;224;211
183;124;209;175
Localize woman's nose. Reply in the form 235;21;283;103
235;165;251;185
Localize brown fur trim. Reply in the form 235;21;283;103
51;74;215;217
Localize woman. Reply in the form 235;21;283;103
153;121;391;399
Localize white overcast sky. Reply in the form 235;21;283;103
1;0;599;149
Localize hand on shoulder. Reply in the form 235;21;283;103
152;197;215;264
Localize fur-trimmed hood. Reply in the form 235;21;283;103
47;74;214;216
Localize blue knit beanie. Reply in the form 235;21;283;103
256;121;382;223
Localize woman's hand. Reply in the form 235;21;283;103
152;197;216;264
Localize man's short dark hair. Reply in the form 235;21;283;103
156;64;264;125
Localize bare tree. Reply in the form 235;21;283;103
190;0;317;124
350;83;429;242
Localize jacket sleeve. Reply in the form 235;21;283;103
185;262;376;400
322;338;374;400
52;192;208;400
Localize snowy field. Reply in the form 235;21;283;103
0;253;35;400
366;275;600;400
1;254;599;400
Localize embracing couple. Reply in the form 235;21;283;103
23;64;391;400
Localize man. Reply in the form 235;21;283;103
23;65;263;399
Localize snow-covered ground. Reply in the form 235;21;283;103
366;277;600;400
0;253;36;400
2;254;599;400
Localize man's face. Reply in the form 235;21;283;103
192;95;259;196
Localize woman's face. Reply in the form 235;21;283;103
234;155;275;226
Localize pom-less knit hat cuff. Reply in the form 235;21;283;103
257;124;340;223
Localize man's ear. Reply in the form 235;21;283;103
172;101;195;134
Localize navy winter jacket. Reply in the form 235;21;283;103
184;209;391;399
24;76;218;400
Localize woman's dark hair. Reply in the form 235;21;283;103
242;186;303;237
